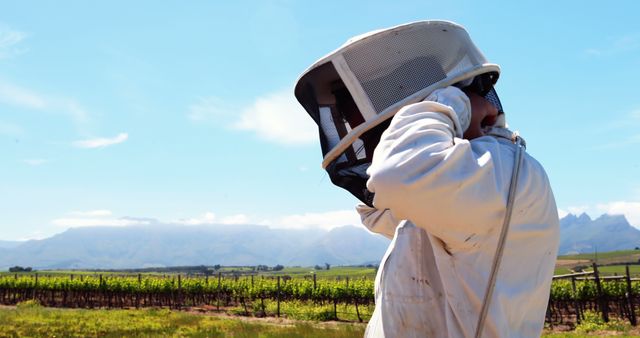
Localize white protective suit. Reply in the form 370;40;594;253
359;93;560;337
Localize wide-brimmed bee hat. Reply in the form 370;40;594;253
295;20;503;206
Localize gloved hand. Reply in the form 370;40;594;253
425;86;471;135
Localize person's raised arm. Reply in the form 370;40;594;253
367;86;512;250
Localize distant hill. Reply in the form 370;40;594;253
559;213;640;255
2;213;638;270
0;240;23;249
0;223;390;270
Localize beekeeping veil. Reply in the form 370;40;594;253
294;20;504;206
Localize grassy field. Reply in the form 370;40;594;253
6;251;640;337
558;250;640;261
553;267;574;275
0;270;167;277
0;302;366;338
0;266;378;280
594;264;640;276
4;248;640;280
262;266;377;279
2;302;639;337
554;264;640;277
555;249;640;276
2;256;638;282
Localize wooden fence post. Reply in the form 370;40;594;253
626;264;637;326
571;276;581;324
277;276;281;318
99;274;104;307
216;272;221;311
33;273;38;300
313;273;317;289
178;274;182;308
593;263;609;322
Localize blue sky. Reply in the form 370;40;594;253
1;1;639;241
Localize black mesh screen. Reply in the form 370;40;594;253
295;62;389;206
325;119;391;206
358;56;447;113
484;87;504;114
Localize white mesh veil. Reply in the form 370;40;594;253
294;20;503;206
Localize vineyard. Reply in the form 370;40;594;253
2;263;640;326
0;273;374;322
547;264;640;327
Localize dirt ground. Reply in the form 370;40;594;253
183;305;366;328
1;303;365;329
7;303;640;335
555;259;592;267
543;323;640;336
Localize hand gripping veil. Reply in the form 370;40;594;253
294;20;504;206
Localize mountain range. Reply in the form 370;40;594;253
0;223;390;270
1;213;638;270
558;213;640;255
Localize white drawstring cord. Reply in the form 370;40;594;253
474;136;525;338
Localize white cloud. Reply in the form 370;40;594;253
585;35;640;56
0;80;90;128
187;96;234;121
560;201;640;228
23;159;47;166
221;214;250;225
560;205;592;217
585;48;601;56
174;212;217;225
233;89;317;145
68;210;113;217
17;230;48;241
557;209;569;218
187;89;317;146
0;81;47;109
612;35;640;52
275;210;361;231
173;212;249;225
59;98;89;124
590;108;640;134
170;210;360;230
590;109;640;149
558;205;596;220
52;209;142;228
0;26;27;59
0;25;89;129
595;201;640;228
52;218;149;228
73;133;128;149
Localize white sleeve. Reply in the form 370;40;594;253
367;100;511;250
356;204;400;240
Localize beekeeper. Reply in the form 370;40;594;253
295;20;560;338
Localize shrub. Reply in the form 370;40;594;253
575;310;630;334
8;266;32;272
16;299;41;309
